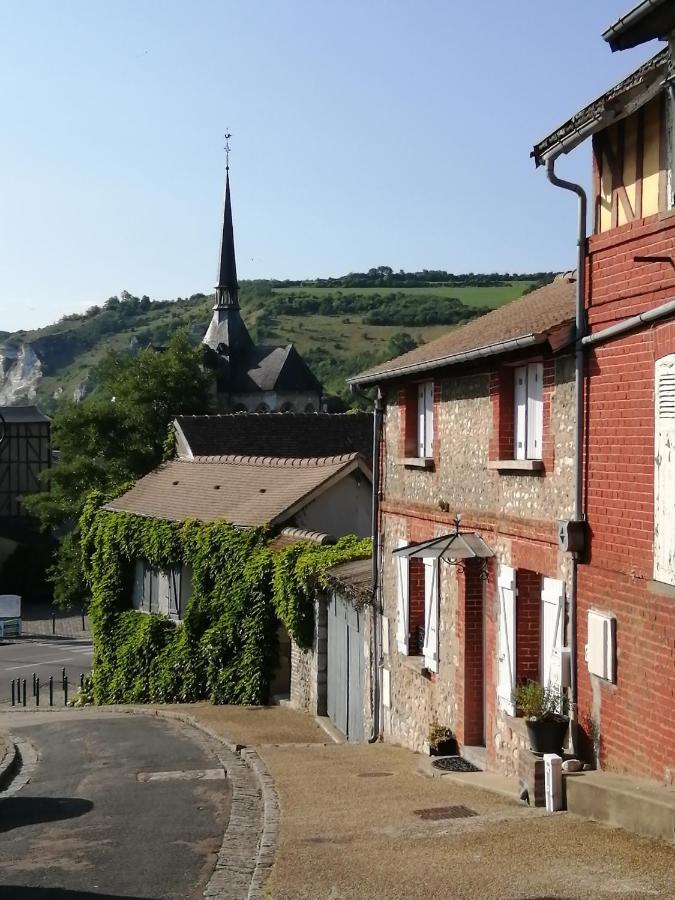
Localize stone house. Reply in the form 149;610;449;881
532;0;675;782
350;278;577;774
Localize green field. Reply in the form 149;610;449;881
271;281;537;309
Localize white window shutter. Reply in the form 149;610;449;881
423;558;439;672
143;562;153;612
527;363;544;460
132;560;144;611
396;539;409;655
157;570;171;615
541;577;565;698
424;382;434;457
168;567;181;619
417;384;426;457
514;367;527;460
497;564;516;714
654;355;675;585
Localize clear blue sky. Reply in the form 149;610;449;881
0;1;659;331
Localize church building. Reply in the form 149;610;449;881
203;153;322;413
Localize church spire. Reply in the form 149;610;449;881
203;136;254;356
214;133;239;309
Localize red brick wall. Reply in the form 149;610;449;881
408;557;425;655
581;215;675;780
461;560;485;746
515;569;541;684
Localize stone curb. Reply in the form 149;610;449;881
0;734;20;791
0;705;279;900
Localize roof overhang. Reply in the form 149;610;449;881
349;332;554;387
603;0;675;52
393;532;494;562
532;49;668;165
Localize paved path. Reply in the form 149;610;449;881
0;713;232;899
19;602;91;640
0;639;93;707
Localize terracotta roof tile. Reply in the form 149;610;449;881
350;277;576;384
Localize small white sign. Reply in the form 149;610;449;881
382;668;391;709
0;595;21;618
381;616;389;656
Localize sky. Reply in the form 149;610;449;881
0;1;661;332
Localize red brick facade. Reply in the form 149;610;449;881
579;214;675;781
515;569;541;684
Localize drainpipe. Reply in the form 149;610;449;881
545;158;587;756
368;388;384;742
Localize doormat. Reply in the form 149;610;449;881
414;804;478;820
431;756;480;773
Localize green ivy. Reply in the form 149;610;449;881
80;493;371;706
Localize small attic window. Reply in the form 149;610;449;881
213;484;221;490
172;480;179;486
259;488;267;493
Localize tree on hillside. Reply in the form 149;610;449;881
25;330;212;607
387;333;418;357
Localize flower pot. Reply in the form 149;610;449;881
429;737;458;757
526;717;569;756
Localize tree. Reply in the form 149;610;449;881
387;333;418;357
25;330;212;607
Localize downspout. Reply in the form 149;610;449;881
546;158;587;756
368;388;384;742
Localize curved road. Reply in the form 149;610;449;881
0;712;232;899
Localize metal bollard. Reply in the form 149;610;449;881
11;680;15;706
36;677;40;707
61;667;66;685
64;675;68;705
32;672;36;697
49;675;53;707
80;673;84;692
22;679;26;707
52;611;56;635
82;609;86;631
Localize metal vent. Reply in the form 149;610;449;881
658;372;675;418
414;805;478;821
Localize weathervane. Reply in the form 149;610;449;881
224;131;232;171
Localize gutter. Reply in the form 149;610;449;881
603;0;667;50
545;158;587;758
368;388;384;743
349;334;543;387
582;296;675;347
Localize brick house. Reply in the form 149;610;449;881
533;1;675;783
350;278;577;774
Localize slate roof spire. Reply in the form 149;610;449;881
215;133;239;309
203;136;254;355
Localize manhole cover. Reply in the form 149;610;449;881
414;805;478;821
431;756;480;773
357;771;394;778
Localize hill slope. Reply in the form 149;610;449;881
0;272;551;411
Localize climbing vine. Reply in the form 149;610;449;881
79;492;371;706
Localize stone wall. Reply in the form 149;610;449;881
289;595;327;716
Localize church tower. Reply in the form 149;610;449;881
202;139;323;414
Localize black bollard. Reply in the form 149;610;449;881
49;675;53;707
64;675;68;705
80;672;84;692
82;609;86;631
11;680;15;706
36;677;40;707
32;672;36;697
22;679;26;707
52;611;56;635
61;666;66;685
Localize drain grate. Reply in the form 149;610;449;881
431;755;480;773
414;804;478;821
357;771;394;778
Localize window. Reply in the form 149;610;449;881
514;363;543;460
415;381;434;458
131;559;183;620
395;541;439;672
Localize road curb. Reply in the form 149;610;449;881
0;734;19;791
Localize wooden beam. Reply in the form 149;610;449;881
604;131;635;223
635;106;645;220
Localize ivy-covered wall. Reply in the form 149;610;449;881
80;492;371;705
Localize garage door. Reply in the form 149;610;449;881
326;591;364;742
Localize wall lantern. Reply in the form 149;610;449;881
392;516;494;580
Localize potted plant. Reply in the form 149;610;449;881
514;680;569;756
427;721;457;756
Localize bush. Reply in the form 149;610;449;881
514;680;568;722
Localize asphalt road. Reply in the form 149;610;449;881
0;713;232;899
0;639;94;707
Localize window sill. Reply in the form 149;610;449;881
487;459;544;474
400;457;435;470
647;579;675;599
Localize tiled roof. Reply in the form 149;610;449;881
174;412;373;460
0;405;50;423
232;344;322;393
349;277;576;385
326;557;373;600
105;454;366;527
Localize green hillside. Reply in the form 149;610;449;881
2;272;552;411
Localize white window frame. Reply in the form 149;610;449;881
654;354;675;585
422;558;439;673
416;381;434;458
395;539;409;655
514;363;543;461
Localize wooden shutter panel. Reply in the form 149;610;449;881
541;577;565;697
424;382;434;457
132;560;145;611
417;384;426;458
157;570;171;615
655;355;675;584
396;540;409;655
514;367;527;460
168;567;181;619
497;564;516;714
423;558;439;672
526;363;544;460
